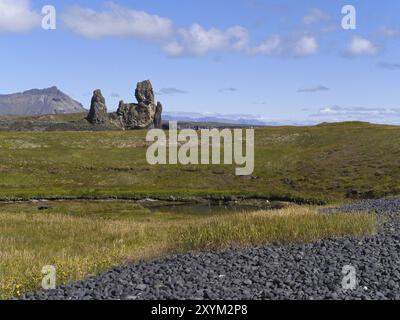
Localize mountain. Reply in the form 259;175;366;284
163;112;268;125
0;87;86;116
163;111;315;126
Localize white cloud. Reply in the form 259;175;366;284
62;3;174;40
292;35;318;56
61;3;320;59
347;36;379;56
0;0;40;32
318;106;338;114
166;27;318;58
250;34;318;56
303;8;330;25
164;24;249;57
163;41;185;56
312;106;400;123
62;4;251;57
228;26;250;51
178;24;229;55
250;35;282;55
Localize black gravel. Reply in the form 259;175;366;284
21;198;400;300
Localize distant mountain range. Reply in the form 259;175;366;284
0;87;86;116
163;111;315;126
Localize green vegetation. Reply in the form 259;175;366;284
0;121;396;298
0;122;399;203
0;201;377;299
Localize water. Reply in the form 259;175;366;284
145;202;276;215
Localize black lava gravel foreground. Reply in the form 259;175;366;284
21;198;400;300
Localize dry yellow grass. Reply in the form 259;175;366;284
0;202;377;299
175;207;377;251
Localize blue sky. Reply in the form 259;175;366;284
1;0;400;124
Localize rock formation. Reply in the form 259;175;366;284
87;89;108;124
135;80;155;106
154;102;163;129
86;80;162;129
117;80;162;129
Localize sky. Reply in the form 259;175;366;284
1;0;400;124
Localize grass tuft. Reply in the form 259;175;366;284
174;207;377;251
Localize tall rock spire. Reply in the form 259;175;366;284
87;89;108;124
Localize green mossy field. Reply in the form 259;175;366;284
0;122;399;203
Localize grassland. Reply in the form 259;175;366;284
0;122;399;203
0;201;377;299
0;121;397;298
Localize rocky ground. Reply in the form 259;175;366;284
21;198;400;300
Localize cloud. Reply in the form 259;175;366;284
0;0;40;32
219;87;239;93
291;35;319;56
303;8;330;25
157;88;187;95
311;105;400;123
63;4;251;57
61;3;319;58
378;62;400;70
62;3;174;40
110;92;120;98
316;106;386;115
163;24;249;57
163;41;185;57
379;26;400;38
347;36;379;56
250;34;318;56
297;85;330;93
163;111;269;125
250;35;282;55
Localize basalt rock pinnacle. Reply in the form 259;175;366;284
87;80;163;129
86;89;108;124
